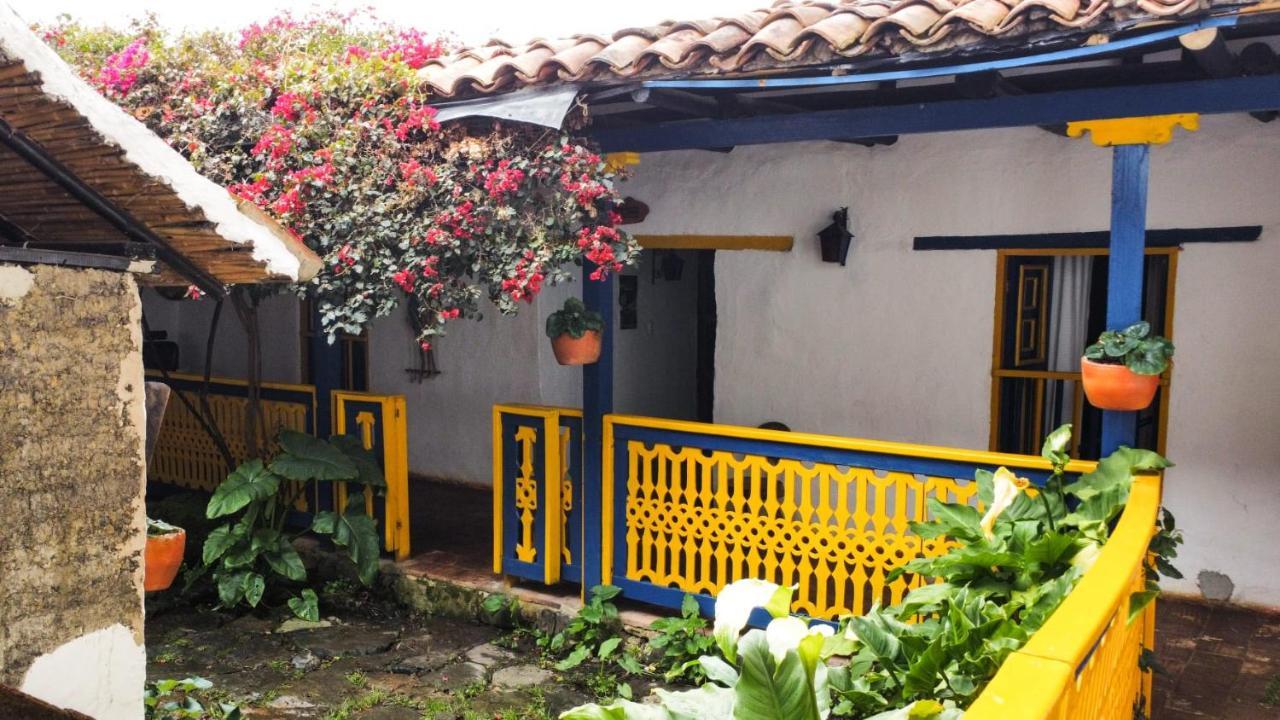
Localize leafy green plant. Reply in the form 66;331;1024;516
1083;321;1174;375
200;430;385;620
147;517;183;536
648;594;717;684
546;297;605;340
144;677;240;720
537;585;643;699
562;426;1180;720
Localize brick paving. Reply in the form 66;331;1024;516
1154;598;1280;719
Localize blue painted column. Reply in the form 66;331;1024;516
311;306;344;437
581;262;614;595
1100;144;1150;455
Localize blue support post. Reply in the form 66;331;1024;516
311;307;344;435
581;262;614;595
1100;144;1150;455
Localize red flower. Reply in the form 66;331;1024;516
392;269;415;292
272;188;304;215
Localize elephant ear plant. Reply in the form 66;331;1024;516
1084;321;1174;375
199;430;385;621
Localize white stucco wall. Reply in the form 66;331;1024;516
620;114;1280;606
21;624;146;720
141;290;302;384
150;114;1280;606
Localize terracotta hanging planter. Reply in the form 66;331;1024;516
144;524;186;592
1081;357;1160;411
551;330;602;365
546;297;605;366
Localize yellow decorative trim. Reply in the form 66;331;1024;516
636;234;794;252
601;416;615;588
1066;113;1199;146
492;406;504;575
605;151;640;171
542;413;562;586
606;414;1096;475
144;369;317;396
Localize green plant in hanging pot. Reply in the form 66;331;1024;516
547;297;605;365
1081;321;1174;411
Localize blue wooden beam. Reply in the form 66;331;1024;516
1100;144;1150;455
591;74;1280;153
581;263;614;595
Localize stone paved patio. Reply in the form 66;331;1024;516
144;593;595;720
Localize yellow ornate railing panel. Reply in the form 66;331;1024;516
968;473;1162;719
149;373;314;497
602;415;1094;620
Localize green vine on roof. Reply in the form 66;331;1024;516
41;11;638;348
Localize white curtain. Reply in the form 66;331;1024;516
1043;256;1092;435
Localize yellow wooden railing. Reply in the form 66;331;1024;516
600;415;1096;619
149;373;314;494
968;472;1161;719
150;373;412;557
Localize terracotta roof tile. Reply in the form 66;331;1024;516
420;0;1233;98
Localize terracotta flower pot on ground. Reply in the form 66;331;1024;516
1081;357;1160;411
551;330;602;365
144;528;186;592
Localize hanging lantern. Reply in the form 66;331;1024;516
817;207;854;266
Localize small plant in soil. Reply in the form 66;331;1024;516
1083;321;1174;375
546;297;605;340
145;677;241;720
198;430;386;620
537;584;643;699
647;593;717;684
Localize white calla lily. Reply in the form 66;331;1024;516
712;579;792;663
979;466;1030;539
765;616;835;664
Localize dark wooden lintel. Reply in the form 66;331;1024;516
913;225;1262;251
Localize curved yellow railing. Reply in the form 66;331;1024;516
967;472;1162;720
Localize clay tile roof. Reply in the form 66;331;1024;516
421;0;1236;99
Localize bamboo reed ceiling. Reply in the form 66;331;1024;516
0;55;289;286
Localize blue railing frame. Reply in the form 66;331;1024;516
606;421;1078;623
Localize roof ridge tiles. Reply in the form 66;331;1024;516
416;0;1246;98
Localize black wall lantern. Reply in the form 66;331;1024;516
817;207;854;266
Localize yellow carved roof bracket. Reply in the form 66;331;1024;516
1066;114;1200;146
605;151;640;171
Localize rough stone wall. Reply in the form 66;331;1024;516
0;263;146;716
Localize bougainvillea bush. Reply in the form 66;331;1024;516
42;12;637;348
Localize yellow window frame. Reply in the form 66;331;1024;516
988;246;1178;457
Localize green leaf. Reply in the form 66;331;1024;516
733;631;820;720
923;499;984;543
243;572;265;607
207;460;280;519
269;430;358;482
202;525;239;566
216;571;247;607
847;614;900;663
896;583;953;618
288;589;320;622
1024;533;1081;566
263;538;307;582
329;435;387;487
555;645;592;670
1128;590;1158;624
903;637;947;697
598;636;622;658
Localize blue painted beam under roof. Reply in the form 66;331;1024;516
590;74;1280;153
